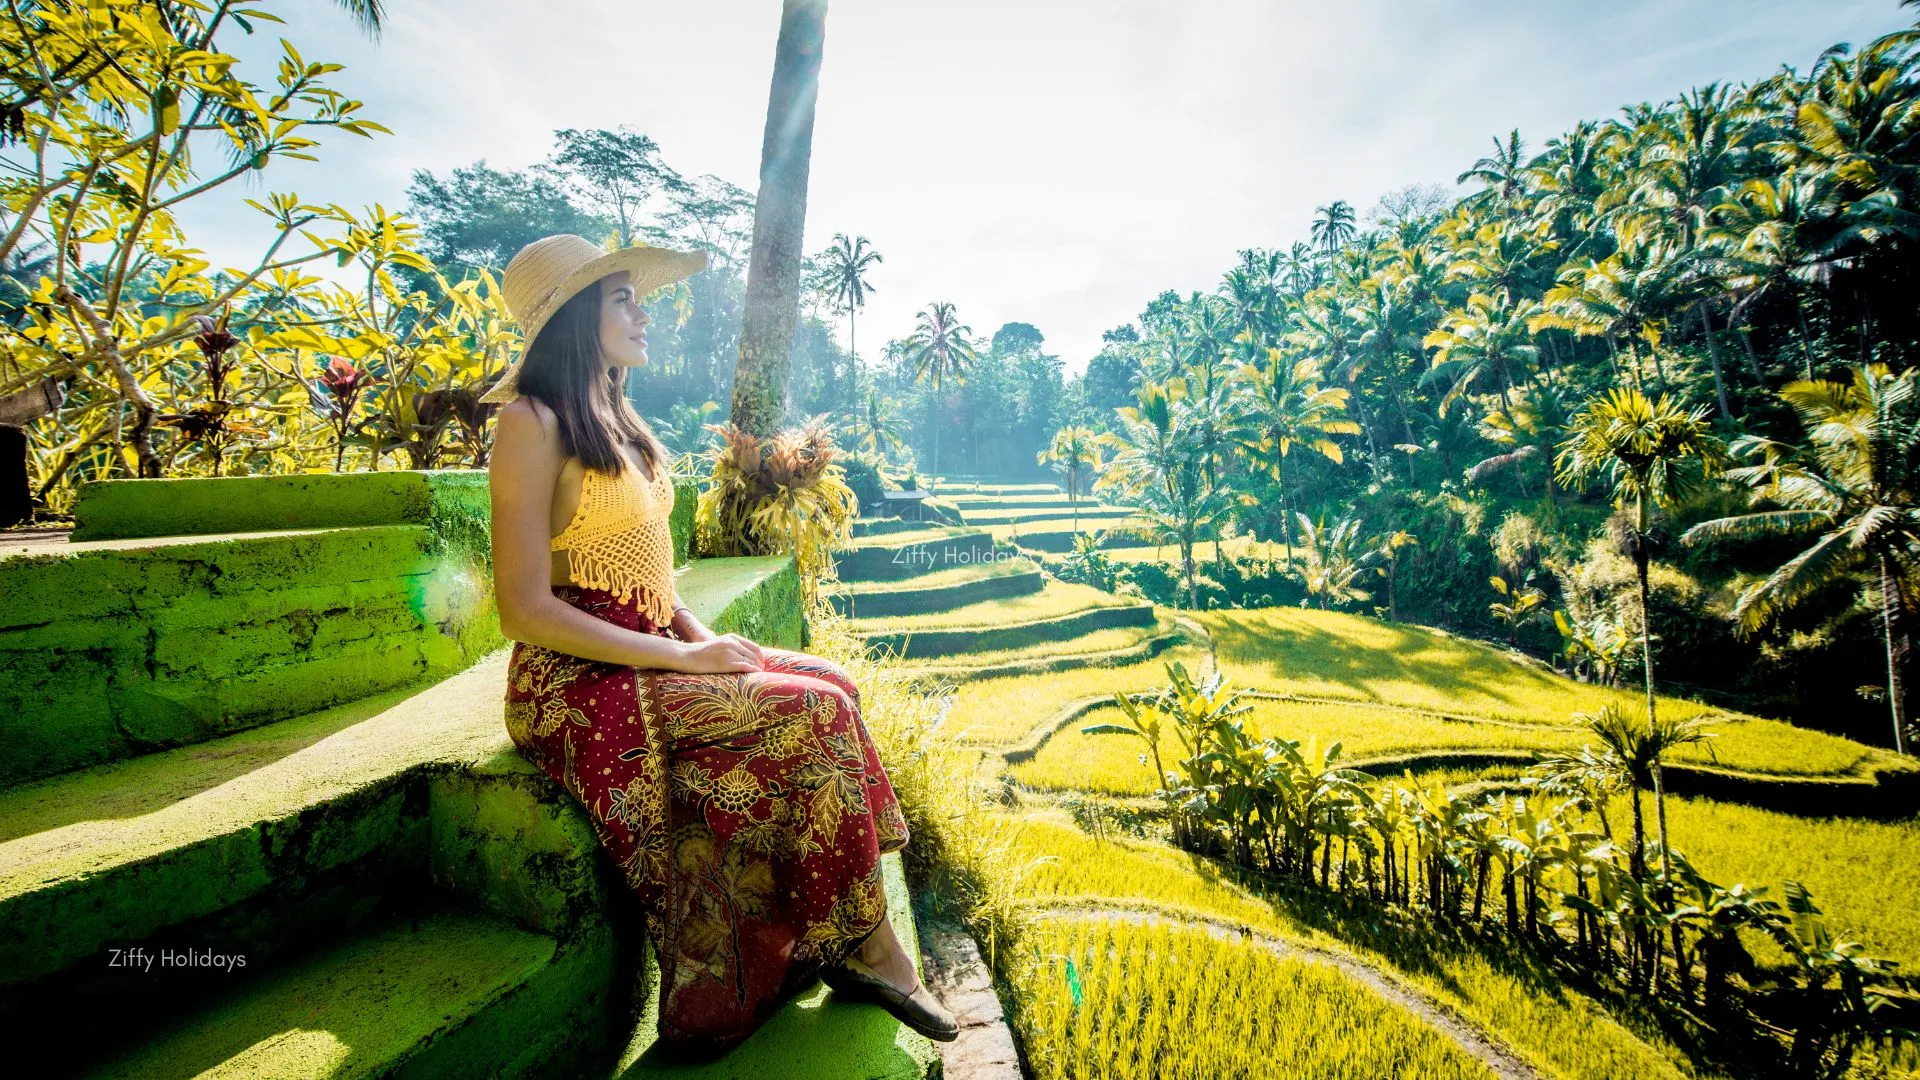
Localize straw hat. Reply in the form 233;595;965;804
478;234;709;404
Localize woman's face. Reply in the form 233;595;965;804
596;271;650;369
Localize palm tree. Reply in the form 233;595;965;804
1458;129;1532;217
1577;702;1717;993
1704;173;1845;380
1557;387;1726;738
1311;200;1357;261
852;389;909;462
1683;366;1920;754
1037;424;1100;534
1292;512;1378;611
1230;352;1359;565
1097;382;1222;609
901;301;977;481
1421;291;1542;415
730;0;830;437
1530;222;1692;391
1470;376;1572;504
820;232;881;412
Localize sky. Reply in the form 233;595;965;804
177;0;1917;375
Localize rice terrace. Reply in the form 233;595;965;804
3;1;1920;1078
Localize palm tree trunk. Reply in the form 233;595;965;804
1182;536;1198;610
1652;760;1673;881
1697;302;1731;419
1882;552;1908;755
1794;294;1816;380
847;303;857;420
1277;456;1294;568
729;0;829;437
1637;494;1658;731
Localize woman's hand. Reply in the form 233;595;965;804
675;634;765;674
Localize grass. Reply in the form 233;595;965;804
849;579;1137;633
1000;809;1721;1080
936;646;1211;746
896;620;1192;682
988;517;1153;543
1200;607;1673;723
844;524;987;549
1011;916;1498;1080
1611;795;1920;968
1054;536;1268;565
1008;690;1878;796
1009;698;1579;796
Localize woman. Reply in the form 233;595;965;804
483;234;958;1053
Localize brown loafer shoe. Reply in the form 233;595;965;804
824;955;961;1042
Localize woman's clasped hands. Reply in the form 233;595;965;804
677;633;765;673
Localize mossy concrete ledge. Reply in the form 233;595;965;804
71;469;700;568
0;550;933;1077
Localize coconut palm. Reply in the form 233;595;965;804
1704;172;1846;380
1470;376;1572;504
902;301;977;480
730;0;830;436
1683;366;1920;754
1421;291;1542;415
1458;129;1532;217
1311;200;1358;260
1037;424;1101;534
1097;382;1223;609
819;233;882;410
1557;387;1726;735
1292;512;1378;611
1530;222;1693;391
852;389;909;462
1230;352;1360;566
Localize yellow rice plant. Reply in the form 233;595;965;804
695;417;856;606
1012;916;1495;1080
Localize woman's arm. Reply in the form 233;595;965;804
488;399;758;674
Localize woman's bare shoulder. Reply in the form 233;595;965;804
492;397;563;457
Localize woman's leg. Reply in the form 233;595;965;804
852;913;922;990
758;648;860;706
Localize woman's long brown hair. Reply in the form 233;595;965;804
513;279;670;478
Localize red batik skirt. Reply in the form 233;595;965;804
501;583;911;1052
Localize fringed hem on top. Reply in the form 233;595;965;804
561;543;678;628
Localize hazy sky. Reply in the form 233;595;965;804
178;0;1915;373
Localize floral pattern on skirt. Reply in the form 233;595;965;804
502;583;910;1050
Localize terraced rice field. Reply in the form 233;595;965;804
835;479;1917;1080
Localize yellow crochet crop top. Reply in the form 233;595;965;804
550;457;678;627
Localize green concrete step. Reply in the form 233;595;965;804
0;555;795;992
834;527;1001;583
73;910;580;1079
829;558;1045;618
0;523;504;788
70;469;695;564
614;851;937;1080
852;580;1156;659
0;550;936;1077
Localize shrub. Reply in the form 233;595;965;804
694;418;855;605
